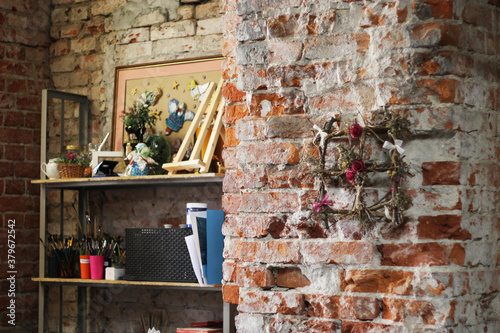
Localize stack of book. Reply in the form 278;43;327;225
184;210;225;286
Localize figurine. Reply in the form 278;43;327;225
165;98;194;135
138;88;162;106
189;80;210;102
125;143;157;176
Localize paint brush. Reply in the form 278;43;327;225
86;213;91;238
71;204;84;235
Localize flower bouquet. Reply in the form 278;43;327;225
55;151;90;178
121;89;162;142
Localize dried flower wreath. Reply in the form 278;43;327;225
311;111;413;229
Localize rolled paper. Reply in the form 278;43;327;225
97;132;110;151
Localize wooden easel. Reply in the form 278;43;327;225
162;78;225;174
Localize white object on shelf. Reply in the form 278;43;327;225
105;267;125;280
185;235;204;286
186;203;207;227
41;161;60;179
147;328;161;333
97;132;110;151
91;151;124;175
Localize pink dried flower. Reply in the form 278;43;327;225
350;123;363;138
350;159;365;173
346;169;356;184
67;152;76;160
313;194;333;213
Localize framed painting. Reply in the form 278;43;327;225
112;56;224;152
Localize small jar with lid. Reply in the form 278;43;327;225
65;145;86;158
186;203;207;228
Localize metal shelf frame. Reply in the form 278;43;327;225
37;90;234;333
39;89;90;333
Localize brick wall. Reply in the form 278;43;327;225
45;0;224;332
3;0;499;331
221;0;500;332
49;0;223;147
0;0;51;330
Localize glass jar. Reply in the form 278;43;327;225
65;145;87;159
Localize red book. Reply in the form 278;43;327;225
191;321;223;328
176;329;222;333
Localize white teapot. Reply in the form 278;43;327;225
41;159;60;179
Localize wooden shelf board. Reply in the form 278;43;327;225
162;159;206;172
31;173;224;189
33;277;221;291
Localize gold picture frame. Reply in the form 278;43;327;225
112;56;224;152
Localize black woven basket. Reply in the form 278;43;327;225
125;228;197;283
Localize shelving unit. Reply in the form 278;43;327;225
35;174;233;332
36;90;234;332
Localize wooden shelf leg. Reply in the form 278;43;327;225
223;302;236;333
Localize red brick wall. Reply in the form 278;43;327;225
0;0;51;330
221;0;500;331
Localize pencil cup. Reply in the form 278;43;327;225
89;255;104;280
80;255;90;279
56;249;77;278
47;255;59;278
